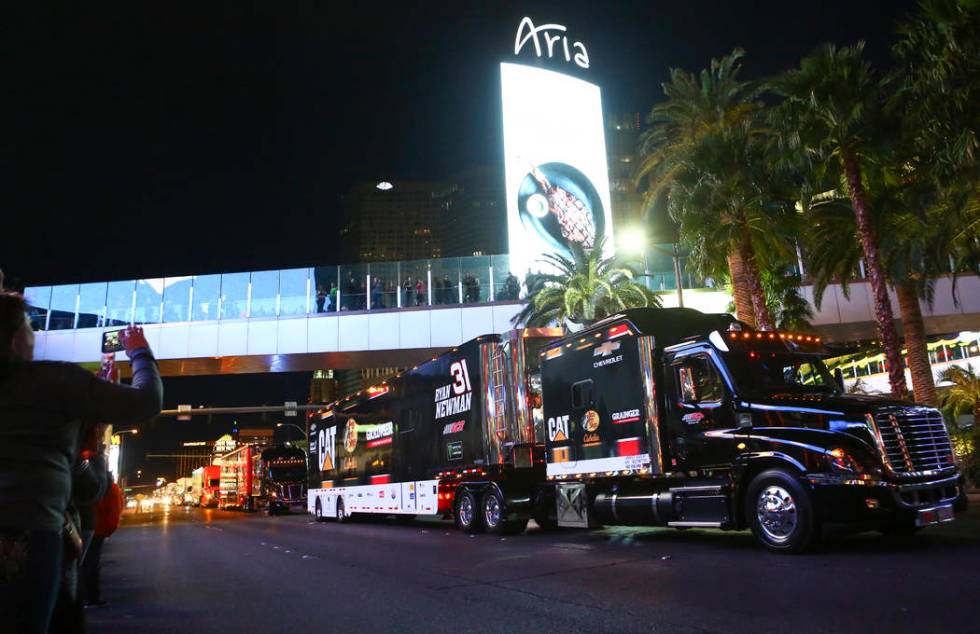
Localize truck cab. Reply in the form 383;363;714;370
541;307;960;552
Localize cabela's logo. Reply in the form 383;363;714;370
344;419;358;453
582;409;601;445
514;17;590;69
583;409;600;433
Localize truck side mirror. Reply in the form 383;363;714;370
834;368;845;392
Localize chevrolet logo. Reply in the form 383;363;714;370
593;341;621;357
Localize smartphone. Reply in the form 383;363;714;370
101;328;126;354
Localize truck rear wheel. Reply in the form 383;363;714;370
454;489;483;533
314;499;325;522
745;469;818;554
482;488;528;536
336;497;348;523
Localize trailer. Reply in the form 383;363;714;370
307;328;560;533
219;445;263;511
307;308;961;552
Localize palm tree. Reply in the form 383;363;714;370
512;238;661;328
667;120;798;330
635;49;776;328
770;43;909;397
938;364;980;422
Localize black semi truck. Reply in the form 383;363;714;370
308;307;961;552
262;445;308;515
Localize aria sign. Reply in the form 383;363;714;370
514;17;589;69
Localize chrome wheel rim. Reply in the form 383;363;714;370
459;495;474;527
756;485;798;542
484;494;501;528
337;501;344;520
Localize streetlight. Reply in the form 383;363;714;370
111;429;139;489
618;227;684;308
276;422;308;445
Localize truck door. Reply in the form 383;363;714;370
665;350;738;471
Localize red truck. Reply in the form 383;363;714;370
191;465;221;508
219;445;263;511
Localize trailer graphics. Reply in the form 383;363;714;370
308;308;962;552
308;330;558;532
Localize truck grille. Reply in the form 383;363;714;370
873;407;955;475
282;484;303;502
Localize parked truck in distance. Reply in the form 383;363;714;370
220;444;262;511
262;445;308;515
307;308;961;552
191;465;221;508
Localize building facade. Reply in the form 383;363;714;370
605;112;643;227
340;181;447;262
441;166;506;258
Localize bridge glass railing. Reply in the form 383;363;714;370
190;274;220;322
21;250;700;331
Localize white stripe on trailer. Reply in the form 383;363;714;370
308;479;440;519
547;454;651;477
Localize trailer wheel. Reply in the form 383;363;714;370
482;488;528;536
336;497;348;523
454;489;482;533
314;498;324;522
745;469;818;554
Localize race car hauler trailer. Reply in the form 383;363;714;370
308;307;960;551
191;465;221;508
538;308;960;551
308;328;560;533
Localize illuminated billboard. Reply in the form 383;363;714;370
500;62;615;276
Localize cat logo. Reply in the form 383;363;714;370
593;341;621;357
548;415;570;442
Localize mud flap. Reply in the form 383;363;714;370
556;482;589;528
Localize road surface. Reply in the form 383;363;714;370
88;499;980;634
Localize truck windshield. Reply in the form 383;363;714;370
269;466;307;482
722;352;839;396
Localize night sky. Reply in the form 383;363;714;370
6;0;916;479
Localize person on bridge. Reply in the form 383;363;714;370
0;292;163;634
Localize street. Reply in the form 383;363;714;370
88;499;980;634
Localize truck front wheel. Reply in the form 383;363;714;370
482;489;528;536
745;469;818;553
454;489;483;533
336;497;348;523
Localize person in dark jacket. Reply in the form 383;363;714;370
0;293;163;634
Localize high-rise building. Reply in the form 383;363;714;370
340;181;447;262
309;369;339;403
606;112;643;228
441;166;506;258
333;367;403;397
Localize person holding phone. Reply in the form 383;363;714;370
0;292;163;634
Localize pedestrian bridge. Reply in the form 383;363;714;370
23;253;980;376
